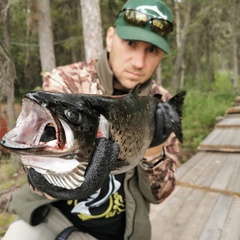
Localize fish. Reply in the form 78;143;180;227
0;84;186;200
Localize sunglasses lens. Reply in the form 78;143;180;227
151;19;173;36
124;10;147;27
122;9;173;37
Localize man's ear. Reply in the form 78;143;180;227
106;27;115;52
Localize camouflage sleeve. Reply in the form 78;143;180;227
42;60;104;94
140;135;179;203
139;81;181;203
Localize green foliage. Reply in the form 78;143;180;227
0;213;16;237
0;157;26;237
0;159;26;192
0;0;239;160
181;71;235;161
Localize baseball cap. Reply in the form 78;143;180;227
115;0;173;53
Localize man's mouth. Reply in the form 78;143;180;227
125;70;143;80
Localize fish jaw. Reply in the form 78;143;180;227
22;156;87;190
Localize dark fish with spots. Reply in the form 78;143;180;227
0;85;185;200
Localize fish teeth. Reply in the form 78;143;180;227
64;173;84;189
42;165;86;190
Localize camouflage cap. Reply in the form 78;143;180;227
115;0;173;53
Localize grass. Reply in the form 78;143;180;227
0;212;16;237
0;157;26;238
181;89;234;161
181;71;236;161
0;158;26;192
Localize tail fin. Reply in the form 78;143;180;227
168;91;186;118
168;91;186;142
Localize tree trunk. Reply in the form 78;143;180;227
36;0;56;72
171;1;191;91
193;33;202;89
80;0;103;61
0;0;16;130
231;0;239;94
205;19;215;86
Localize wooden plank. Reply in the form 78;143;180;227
234;96;240;102
198;128;240;152
235;102;240;106
199;194;233;240
179;152;220;184
210;153;237;190
178;191;219;240
226;106;240;114
149;186;181;221
226;153;240;192
225;113;240;118
215;117;240;128
159;188;206;240
194;153;226;187
176;152;209;179
220;196;240;240
178;152;240;194
150;186;193;239
198;129;221;146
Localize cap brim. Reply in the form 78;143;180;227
116;25;170;54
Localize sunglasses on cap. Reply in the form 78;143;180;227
119;9;173;37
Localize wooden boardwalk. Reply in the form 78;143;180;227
150;97;240;240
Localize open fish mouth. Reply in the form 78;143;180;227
1;98;88;190
2;98;72;151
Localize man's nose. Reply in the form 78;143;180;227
131;51;145;69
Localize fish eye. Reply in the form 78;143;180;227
64;109;82;124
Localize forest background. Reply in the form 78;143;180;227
0;0;239;159
0;0;239;235
0;0;239;157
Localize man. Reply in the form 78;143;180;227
3;0;179;239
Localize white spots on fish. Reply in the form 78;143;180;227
41;103;47;108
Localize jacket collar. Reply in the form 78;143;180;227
96;49;153;96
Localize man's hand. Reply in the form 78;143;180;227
81;137;120;195
150;101;183;148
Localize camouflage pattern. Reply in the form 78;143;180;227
43;60;105;95
42;58;180;203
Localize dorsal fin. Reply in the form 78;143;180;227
130;83;141;97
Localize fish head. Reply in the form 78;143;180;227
0;91;104;199
2;91;100;157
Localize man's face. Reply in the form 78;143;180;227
106;27;164;91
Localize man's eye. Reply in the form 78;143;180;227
148;46;158;53
127;40;135;47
